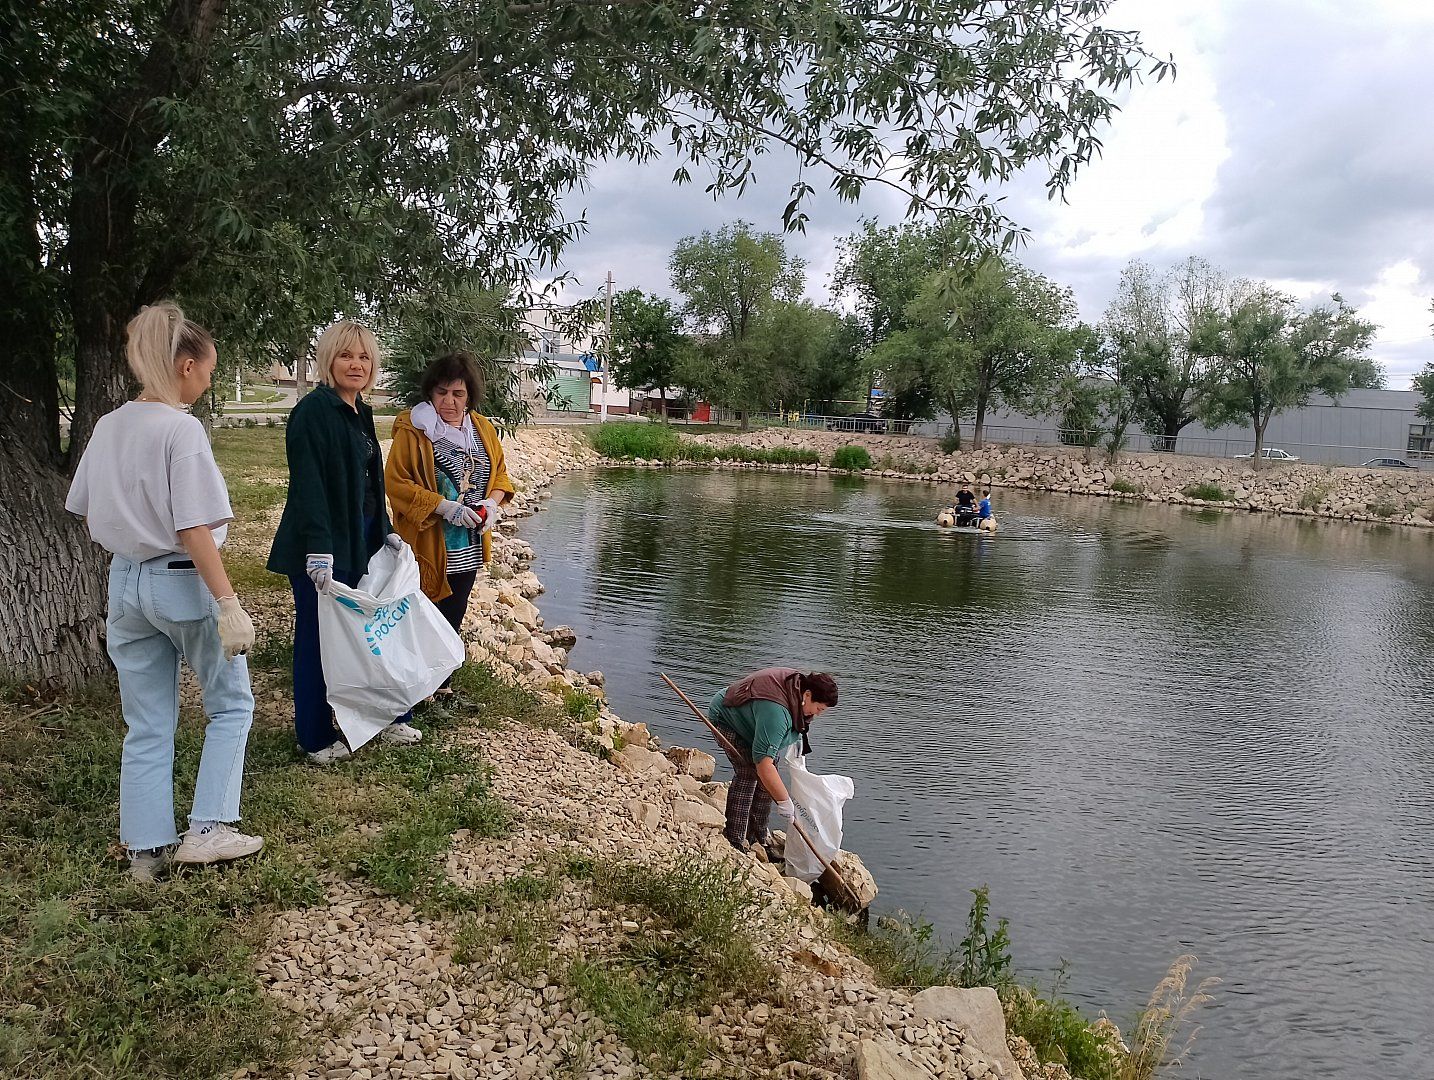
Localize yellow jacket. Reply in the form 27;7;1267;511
385;408;516;602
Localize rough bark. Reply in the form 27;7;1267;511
0;434;109;690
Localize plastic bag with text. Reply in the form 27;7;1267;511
781;745;855;883
316;543;463;749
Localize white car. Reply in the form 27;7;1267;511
1233;448;1299;462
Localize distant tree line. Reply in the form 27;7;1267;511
612;222;1384;456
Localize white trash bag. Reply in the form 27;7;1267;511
317;543;463;750
781;744;855;883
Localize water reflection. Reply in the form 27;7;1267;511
520;468;1434;1080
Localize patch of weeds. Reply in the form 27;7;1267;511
249;629;294;681
567;960;715;1073
448;661;554;730
1116;954;1219;1080
1181;482;1230;502
829;909;960;990
1110;478;1143;495
1366;500;1398;518
592;858;771;999
939;430;962;454
561;687;601;725
1003;974;1120;1080
350;747;510;906
831;445;872;471
767;1010;825;1063
957;885;1013;989
1298;480;1336;509
588;422;684;461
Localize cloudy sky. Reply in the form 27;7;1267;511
548;0;1434;387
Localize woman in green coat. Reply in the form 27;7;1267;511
267;320;419;763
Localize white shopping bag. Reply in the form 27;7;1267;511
317;543;463;750
781;744;855;883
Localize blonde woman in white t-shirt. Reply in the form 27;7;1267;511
66;302;264;882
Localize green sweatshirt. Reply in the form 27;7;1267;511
708;690;799;763
267;384;391;579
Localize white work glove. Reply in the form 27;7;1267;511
384;532;404;551
476;497;502;535
437;498;482;529
305;553;333;591
773;799;796;824
216;596;255;661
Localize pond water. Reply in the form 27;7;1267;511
518;466;1434;1079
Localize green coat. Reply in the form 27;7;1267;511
267;385;392;579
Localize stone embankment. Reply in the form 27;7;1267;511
253;426;1059;1080
674;427;1434;528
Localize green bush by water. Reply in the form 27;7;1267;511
589;423;820;466
1181;482;1230;502
587;422;684;460
831;445;873;471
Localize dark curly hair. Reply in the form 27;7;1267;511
418;351;487;412
804;672;838;706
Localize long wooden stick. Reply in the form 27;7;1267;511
658;672;861;909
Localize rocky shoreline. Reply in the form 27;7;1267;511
251;426;1059;1080
656;427;1434;529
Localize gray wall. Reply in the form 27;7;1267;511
934;388;1428;467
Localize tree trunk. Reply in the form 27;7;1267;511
972;398;988;450
1152;414;1185;452
739;410;749;431
0;433;110;689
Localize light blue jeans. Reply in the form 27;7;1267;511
107;554;255;850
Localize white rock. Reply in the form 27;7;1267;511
855;1038;935;1079
672;800;727;828
911;987;1025;1080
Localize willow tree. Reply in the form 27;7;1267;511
0;0;1170;685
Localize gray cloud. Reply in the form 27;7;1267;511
549;1;1434;384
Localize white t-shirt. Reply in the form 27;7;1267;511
66;401;233;562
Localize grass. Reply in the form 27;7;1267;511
831;444;873;471
561;856;773;1073
1298;479;1337;510
587;422;820;466
0;648;540;1078
588;421;684;460
1115;955;1219;1080
1110;478;1144;495
1366;500;1399;518
1181;482;1230;502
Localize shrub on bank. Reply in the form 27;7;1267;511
1110;478;1143;495
831;445;873;471
588;422;684;460
1181;482;1230;502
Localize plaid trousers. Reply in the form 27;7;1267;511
714;725;772;850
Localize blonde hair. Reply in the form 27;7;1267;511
125;302;214;407
315;320;381;393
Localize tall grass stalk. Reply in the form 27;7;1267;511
1116;954;1218;1080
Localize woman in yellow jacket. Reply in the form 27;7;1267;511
385;352;516;684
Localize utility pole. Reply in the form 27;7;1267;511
601;269;613;422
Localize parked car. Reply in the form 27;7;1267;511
1233;448;1299;462
1359;457;1419;469
826;412;889;434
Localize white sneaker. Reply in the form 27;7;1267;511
306;740;352;764
173;824;264;865
128;846;172;883
379;721;423;746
